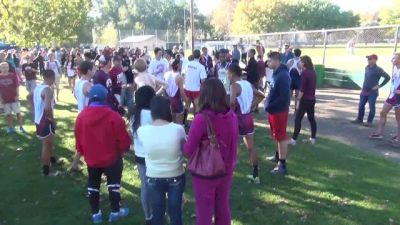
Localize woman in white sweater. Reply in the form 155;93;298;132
137;96;186;225
131;86;156;225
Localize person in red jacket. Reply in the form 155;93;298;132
75;84;131;224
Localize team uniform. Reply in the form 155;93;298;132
234;80;255;136
74;79;90;112
385;68;400;107
183;60;207;100
164;71;184;114
289;58;301;90
34;84;55;139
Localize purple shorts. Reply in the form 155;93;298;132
238;113;254;136
385;95;400;107
170;91;184;114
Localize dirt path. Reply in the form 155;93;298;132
262;88;400;163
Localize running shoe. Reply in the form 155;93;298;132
109;208;129;222
369;133;383;140
289;138;297;146
350;119;363;124
302;138;316;145
266;155;278;162
363;122;373;127
19;126;26;133
270;164;287;175
6;127;15;134
246;175;260;184
92;211;102;224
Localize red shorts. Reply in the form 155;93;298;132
169;91;184;114
36;116;56;139
268;111;288;141
184;90;200;101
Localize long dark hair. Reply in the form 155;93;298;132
132;86;156;134
301;55;314;70
198;78;229;113
150;96;173;122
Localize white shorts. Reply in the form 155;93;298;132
4;102;21;115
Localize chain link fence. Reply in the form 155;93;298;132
225;25;400;88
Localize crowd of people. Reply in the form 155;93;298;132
6;40;400;225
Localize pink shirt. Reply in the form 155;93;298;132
184;109;239;174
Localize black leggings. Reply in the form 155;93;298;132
87;158;123;214
293;99;317;140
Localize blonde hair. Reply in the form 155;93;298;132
134;58;148;72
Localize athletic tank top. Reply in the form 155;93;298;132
236;80;253;114
75;79;90;112
164;71;180;97
289;58;301;75
34;84;52;124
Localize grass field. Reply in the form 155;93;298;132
1;81;400;225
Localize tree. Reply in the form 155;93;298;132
0;0;92;47
380;0;400;25
231;0;360;35
211;0;239;36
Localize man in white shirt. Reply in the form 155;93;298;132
148;47;169;81
182;49;207;113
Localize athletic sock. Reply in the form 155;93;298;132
275;151;279;161
42;165;50;176
279;159;286;168
50;157;57;164
252;165;259;178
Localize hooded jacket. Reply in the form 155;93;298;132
75;104;131;168
265;63;291;114
184;108;239;175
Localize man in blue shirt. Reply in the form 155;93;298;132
281;44;294;65
351;54;390;126
232;44;241;64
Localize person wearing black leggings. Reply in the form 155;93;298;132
290;55;317;145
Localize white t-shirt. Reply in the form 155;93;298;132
74;79;90;112
133;109;152;158
183;60;207;92
47;60;61;77
137;122;186;178
148;58;169;81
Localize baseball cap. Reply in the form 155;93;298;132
366;54;378;60
89;84;108;102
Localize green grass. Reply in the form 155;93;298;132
1;81;400;225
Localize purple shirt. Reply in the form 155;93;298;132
300;68;317;100
184;109;239;174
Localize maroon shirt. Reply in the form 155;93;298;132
300;68;316;100
0;72;19;103
109;66;123;95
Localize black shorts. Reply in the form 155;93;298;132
36;117;56;139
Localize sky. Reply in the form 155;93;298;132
195;0;396;15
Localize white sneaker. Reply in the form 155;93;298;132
246;175;260;184
303;138;316;145
289;138;297;146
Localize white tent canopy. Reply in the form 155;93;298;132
119;35;166;50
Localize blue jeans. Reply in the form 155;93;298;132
146;174;185;225
137;163;152;220
357;92;378;123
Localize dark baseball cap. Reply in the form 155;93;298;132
89;84;108;102
366;54;378;60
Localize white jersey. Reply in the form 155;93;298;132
74;79;90;112
389;67;400;99
33;84;53;124
164;71;180;97
148;58;169;81
183;59;207;92
236;80;253;114
289;58;301;75
66;61;76;77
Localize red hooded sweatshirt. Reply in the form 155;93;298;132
75;105;131;168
